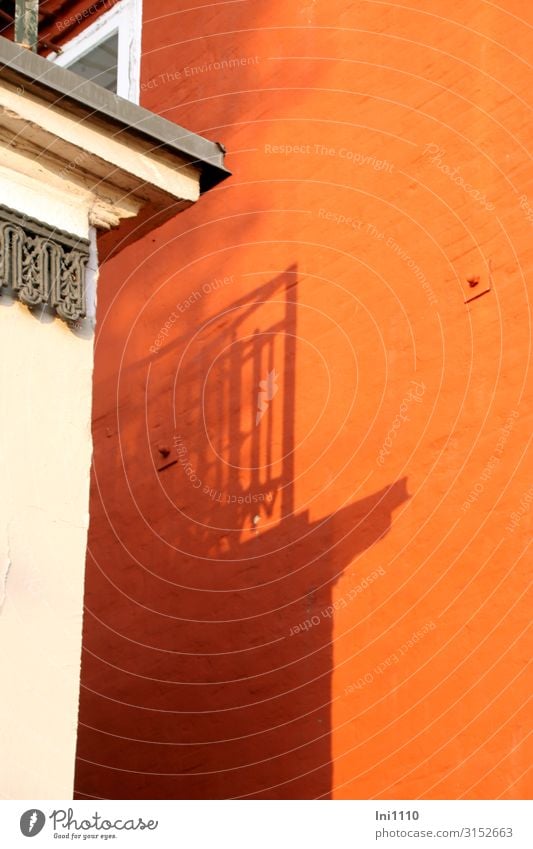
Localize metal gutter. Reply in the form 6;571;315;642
0;35;231;193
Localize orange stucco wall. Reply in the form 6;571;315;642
75;0;532;799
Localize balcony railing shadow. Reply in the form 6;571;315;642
74;264;409;799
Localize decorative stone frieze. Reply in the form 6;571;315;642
0;204;89;322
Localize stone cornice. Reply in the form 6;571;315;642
0;75;200;233
0;35;229;248
0;36;229;320
0;35;230;193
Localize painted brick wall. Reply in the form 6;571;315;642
75;0;532;799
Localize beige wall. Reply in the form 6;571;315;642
0;174;96;799
0;62;206;799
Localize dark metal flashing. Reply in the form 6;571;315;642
0;35;231;193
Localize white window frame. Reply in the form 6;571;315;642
49;0;143;104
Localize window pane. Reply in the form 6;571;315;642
66;32;118;92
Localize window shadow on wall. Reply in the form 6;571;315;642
74;265;408;799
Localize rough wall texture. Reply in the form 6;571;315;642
75;0;532;799
0;177;95;799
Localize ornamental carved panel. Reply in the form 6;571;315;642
0;204;90;322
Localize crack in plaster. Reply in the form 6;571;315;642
0;523;12;612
